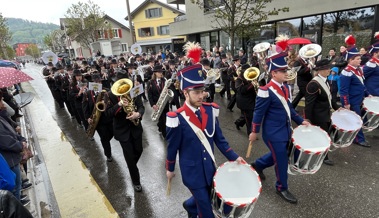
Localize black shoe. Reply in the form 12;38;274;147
234;121;240;130
182;201;197;218
133;184;142;192
354;141;371;148
20;194;28;201
22;178;29;184
15;114;23;118
21;182;32;191
227;108;233;112
276;190;297;204
323;159;334;166
21;198;30;206
106;156;113;162
251;163;266;180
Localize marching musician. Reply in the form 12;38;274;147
235;64;257;135
200;58;215;102
62;65;76;119
82;73;114;162
42;62;56;98
105;72;145;192
249;50;310;204
148;65;169;138
219;53;231;99
291;51;313;109
363;32;379;96
166;60;181;110
340;35;371;147
305;59;340;166
53;64;68;109
69;69;89;130
165;63;245;218
226;56;240;112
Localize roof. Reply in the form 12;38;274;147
125;0;185;20
60;16;130;31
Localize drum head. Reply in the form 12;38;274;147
363;97;379;114
331;109;363;131
213;162;261;206
292;125;330;152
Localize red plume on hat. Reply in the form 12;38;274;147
345;35;356;46
183;41;202;64
374;31;379;41
275;35;290;53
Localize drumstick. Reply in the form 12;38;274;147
166;178;172;196
246;141;253;158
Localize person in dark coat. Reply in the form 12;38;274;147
69;69;89;129
305;59;341;165
235;64;257;135
105;73;145;192
226;56;241;111
147;65;169;137
218;54;231;99
291;56;313;109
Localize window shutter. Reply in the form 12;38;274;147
138;29;142;37
145;9;149;18
118;29;122;38
157;27;161;35
104;30;108;39
150;27;154;36
159;8;162;17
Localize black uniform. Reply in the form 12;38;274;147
105;93;144;187
292;58;313;108
219;60;231;99
147;78;169;137
227;65;239;111
165;68;181;109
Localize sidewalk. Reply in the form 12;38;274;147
20;82;119;218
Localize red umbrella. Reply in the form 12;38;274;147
0;67;34;88
287;37;312;45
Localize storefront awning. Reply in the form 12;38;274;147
136;38;177;46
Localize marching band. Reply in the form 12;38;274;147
39;32;379;217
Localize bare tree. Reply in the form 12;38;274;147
64;0;108;53
191;0;288;55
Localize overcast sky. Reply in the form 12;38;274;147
1;0;184;26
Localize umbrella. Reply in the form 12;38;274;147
287;37;312;45
0;60;18;68
57;52;69;58
0;67;34;88
13;92;34;108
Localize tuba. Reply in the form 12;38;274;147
111;79;139;126
286;66;301;81
244;67;260;92
86;90;107;138
206;68;221;81
253;42;270;71
151;79;174;122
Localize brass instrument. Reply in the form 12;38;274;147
206;68;221;81
286;66;301;81
243;67;260;92
253;42;270;71
86;90;107;138
299;43;322;70
111;79;139;126
151;79;174;122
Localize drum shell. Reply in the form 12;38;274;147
362;96;379;132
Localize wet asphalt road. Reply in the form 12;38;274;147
24;63;378;218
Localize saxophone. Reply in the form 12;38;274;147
151;78;174;122
86;90;107;138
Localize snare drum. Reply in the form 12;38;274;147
212;161;261;218
288;125;330;175
362;96;379;132
329;109;363;150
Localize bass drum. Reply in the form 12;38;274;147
362;96;379;132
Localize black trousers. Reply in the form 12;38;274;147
242;109;254;135
292;85;307;108
169;88;181;109
75;104;89;130
96;122;114;158
158;106;169;137
312;120;331;160
119;136;143;185
219;79;231;99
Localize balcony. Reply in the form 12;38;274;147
167;0;185;4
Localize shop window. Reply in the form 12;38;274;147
277;18;301;37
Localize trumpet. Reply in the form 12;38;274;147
111;78;139;126
243;67;260;92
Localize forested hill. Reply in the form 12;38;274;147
5;18;59;45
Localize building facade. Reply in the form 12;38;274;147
126;0;186;54
168;0;379;57
13;43;34;57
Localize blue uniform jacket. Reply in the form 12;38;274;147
340;65;370;106
251;81;303;142
363;59;379;96
165;102;239;189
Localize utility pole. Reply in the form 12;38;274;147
126;0;135;44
